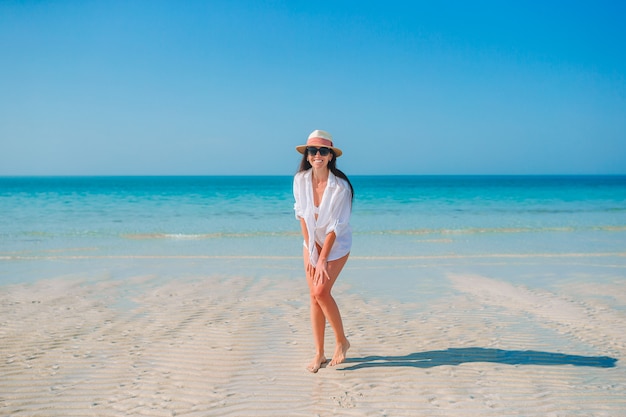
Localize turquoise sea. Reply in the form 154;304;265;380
1;175;625;297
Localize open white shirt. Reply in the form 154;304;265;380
293;169;352;266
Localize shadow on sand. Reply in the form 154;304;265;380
340;347;617;371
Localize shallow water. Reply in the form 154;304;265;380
1;175;625;288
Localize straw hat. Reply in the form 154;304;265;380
295;130;343;157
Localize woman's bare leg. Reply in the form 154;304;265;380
308;298;327;372
304;248;327;372
305;250;350;369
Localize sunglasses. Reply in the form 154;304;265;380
306;147;331;156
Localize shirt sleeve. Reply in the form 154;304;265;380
293;173;305;220
324;185;352;238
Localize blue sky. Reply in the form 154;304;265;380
1;0;625;175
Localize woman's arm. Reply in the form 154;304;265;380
299;217;309;243
317;232;336;263
313;231;336;285
312;184;351;285
300;217;317;279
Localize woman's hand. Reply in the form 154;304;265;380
313;257;330;286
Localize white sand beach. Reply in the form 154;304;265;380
1;253;625;416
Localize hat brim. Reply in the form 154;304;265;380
296;145;342;157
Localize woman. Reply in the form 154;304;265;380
293;129;354;373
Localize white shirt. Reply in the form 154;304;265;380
293;169;352;265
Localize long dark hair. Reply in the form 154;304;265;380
298;150;354;201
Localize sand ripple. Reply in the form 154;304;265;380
1;270;625;416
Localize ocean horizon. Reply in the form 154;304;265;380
1;174;624;290
2;174;624;242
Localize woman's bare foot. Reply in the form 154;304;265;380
306;354;328;373
329;340;350;366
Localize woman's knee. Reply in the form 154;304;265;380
310;285;332;301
